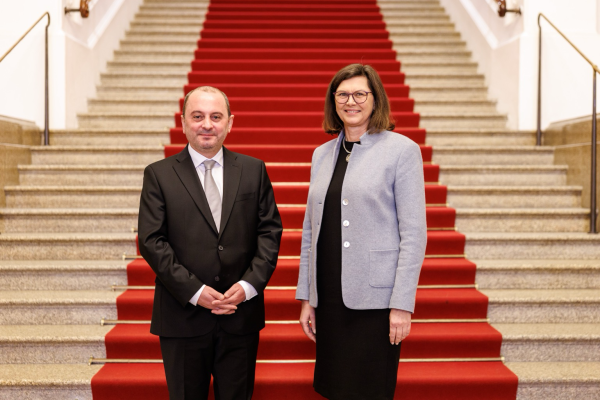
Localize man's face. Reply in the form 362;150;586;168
182;90;234;157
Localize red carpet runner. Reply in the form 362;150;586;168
91;0;518;398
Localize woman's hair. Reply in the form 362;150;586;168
323;64;395;135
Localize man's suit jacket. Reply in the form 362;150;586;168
138;145;283;337
295;131;427;313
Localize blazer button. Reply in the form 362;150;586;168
343;220;349;227
343;241;350;248
218;245;224;251
342;199;349;205
215;276;220;282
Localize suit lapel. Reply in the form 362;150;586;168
219;147;242;238
172;145;219;234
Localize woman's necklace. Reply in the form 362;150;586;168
342;139;351;162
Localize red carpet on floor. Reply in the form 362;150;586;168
91;0;518;398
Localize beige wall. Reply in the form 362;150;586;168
546;116;600;232
0;116;40;207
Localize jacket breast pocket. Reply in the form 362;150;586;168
369;249;399;288
235;192;256;202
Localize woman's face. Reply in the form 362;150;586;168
334;75;374;134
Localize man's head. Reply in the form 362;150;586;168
181;86;234;158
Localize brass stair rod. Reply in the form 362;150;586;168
0;12;51;145
536;13;599;233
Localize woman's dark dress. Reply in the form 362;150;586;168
313;141;402;400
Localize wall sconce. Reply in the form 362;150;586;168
497;0;521;17
65;0;91;18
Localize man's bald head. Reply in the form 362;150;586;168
182;86;231;117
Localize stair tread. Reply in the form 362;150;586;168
474;259;600;270
0;325;111;342
492;323;600;339
0;290;120;303
482;289;600;301
0;260;127;271
505;362;600;382
0;364;102;385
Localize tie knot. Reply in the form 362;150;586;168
203;159;216;171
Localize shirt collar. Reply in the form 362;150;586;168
188;145;224;169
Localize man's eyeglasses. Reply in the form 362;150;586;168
333;91;372;104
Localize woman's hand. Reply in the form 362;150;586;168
389;308;411;345
299;300;316;342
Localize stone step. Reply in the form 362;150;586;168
382;13;450;20
125;31;200;41
18;165;145;186
106;60;190;73
411;88;490;101
415;101;499;114
95;85;182;99
506;362;600;399
3;184;583;210
128;20;204;30
494;323;600;362
77;113;173;130
4;186;142;209
136;8;207;16
0;209;138;233
432;146;554;165
0;290;119;323
439;165;567;186
0;233;136;260
88;96;179;114
484;289;600;323
127;23;203;33
87;98;178;113
48;130;169;146
421;114;506;129
474;259;600;289
407;78;486;89
140;3;209;11
388;35;463;44
405;63;479;74
99;72;187;86
466;233;600;260
0;325;111;364
425;129;536;146
447;186;582;208
0;364;101;399
455;208;589;233
0;260;127;290
30;146;163;166
385;24;457;34
113;50;194;63
118;42;197;52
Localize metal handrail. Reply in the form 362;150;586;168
537;13;598;233
0;12;51;145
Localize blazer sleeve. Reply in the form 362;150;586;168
295;150;317;301
138;164;204;306
240;161;283;292
389;141;428;312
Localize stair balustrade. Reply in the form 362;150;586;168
0;12;51;146
537;13;599;233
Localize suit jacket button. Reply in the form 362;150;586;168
215;276;220;282
218;245;224;251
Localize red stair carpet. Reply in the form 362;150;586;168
91;0;518;398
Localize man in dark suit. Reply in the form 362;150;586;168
138;86;283;400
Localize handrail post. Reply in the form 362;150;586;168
44;14;50;145
591;70;598;233
536;15;543;146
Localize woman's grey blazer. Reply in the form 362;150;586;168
295;130;427;312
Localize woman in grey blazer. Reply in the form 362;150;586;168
296;64;427;400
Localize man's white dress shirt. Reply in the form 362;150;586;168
187;145;258;305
